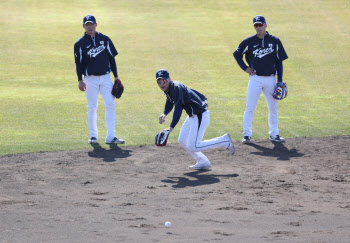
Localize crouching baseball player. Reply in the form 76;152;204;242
156;69;234;170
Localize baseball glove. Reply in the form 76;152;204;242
272;82;288;100
111;78;124;99
155;129;170;146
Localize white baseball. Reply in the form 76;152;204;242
165;222;171;228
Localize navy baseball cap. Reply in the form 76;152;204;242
83;15;96;24
253;15;266;25
156;69;170;81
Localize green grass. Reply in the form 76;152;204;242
0;0;349;156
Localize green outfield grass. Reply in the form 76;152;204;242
0;0;349;156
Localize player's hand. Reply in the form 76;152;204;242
78;81;86;91
245;67;256;76
168;127;173;133
159;114;166;124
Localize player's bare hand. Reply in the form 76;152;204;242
159;114;166;124
245;67;256;76
78;81;86;91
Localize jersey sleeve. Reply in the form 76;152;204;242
74;42;83;81
106;37;118;77
276;38;288;61
170;106;183;129
164;98;173;115
233;40;249;71
106;37;118;57
169;85;185;129
74;42;81;64
275;59;283;82
163;95;182;129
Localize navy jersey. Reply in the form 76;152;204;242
164;81;208;128
233;32;288;77
74;32;118;81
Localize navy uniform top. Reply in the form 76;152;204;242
163;81;208;128
74;32;118;81
233;32;288;81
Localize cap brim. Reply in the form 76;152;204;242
156;77;169;81
253;22;265;25
84;21;95;24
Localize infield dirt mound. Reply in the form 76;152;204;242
0;136;349;242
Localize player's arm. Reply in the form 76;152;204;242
275;38;288;82
159;99;173;124
76;63;86;91
106;38;119;79
168;88;184;131
233;42;255;75
276;38;288;62
74;43;86;91
276;60;283;82
109;58;118;80
168;105;183;132
74;43;83;80
160;98;182;133
233;49;248;71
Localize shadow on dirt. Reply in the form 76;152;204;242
87;143;132;162
248;142;305;161
161;170;239;188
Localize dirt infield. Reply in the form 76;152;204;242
0;136;349;242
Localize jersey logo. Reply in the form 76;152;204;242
253;44;259;47
87;44;106;58
253;45;274;58
100;41;104;44
86;44;91;48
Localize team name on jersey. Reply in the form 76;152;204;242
253;43;274;58
87;44;106;58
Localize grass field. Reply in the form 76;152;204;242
0;0;349;156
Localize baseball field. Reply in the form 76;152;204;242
0;0;349;242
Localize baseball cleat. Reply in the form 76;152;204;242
226;133;235;155
106;137;125;144
242;136;251;144
269;135;285;142
189;163;212;170
89;137;97;144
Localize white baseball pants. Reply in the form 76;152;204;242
84;74;116;141
243;75;279;137
178;111;231;166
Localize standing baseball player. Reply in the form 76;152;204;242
233;15;288;144
74;15;124;144
156;69;234;170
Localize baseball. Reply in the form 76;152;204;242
165;222;171;228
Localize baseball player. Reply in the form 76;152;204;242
74;15;124;145
233;15;288;144
156;69;235;170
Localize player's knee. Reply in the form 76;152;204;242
178;138;187;149
105;105;115;112
245;106;256;113
87;104;98;112
104;102;115;111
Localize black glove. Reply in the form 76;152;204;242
111;78;124;99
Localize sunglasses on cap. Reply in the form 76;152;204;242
254;23;264;27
